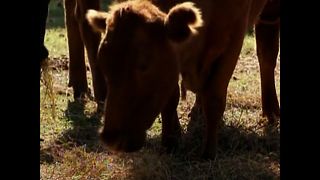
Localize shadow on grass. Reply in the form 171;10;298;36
40;100;104;164
40;148;55;164
61;100;103;150
40;100;279;179
184;105;279;157
123;105;279;179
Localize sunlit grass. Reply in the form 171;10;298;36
40;29;280;179
40;1;280;179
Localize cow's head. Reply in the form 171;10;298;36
86;0;203;152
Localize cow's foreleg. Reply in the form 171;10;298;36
161;84;181;153
255;21;280;124
77;0;107;109
65;0;88;99
199;29;246;159
200;87;226;159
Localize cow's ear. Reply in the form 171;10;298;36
86;9;109;33
165;2;203;42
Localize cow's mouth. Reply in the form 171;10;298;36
100;129;146;153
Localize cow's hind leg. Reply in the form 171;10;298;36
200;58;238;160
255;19;280;124
199;89;226;159
76;0;107;109
65;0;89;99
161;84;182;153
199;25;247;159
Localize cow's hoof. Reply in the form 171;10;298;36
201;145;217;160
201;150;217;160
267;114;280;125
96;101;105;114
188;104;202;118
74;90;93;103
162;135;181;153
73;87;92;101
264;111;280;125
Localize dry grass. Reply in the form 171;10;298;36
41;59;57;120
40;35;280;179
41;1;279;179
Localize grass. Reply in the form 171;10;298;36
41;1;280;179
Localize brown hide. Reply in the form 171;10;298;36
87;1;183;152
156;0;279;159
70;0;280;159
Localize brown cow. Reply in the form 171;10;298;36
86;0;280;159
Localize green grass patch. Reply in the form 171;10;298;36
44;28;68;57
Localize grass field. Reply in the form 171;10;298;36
40;1;280;179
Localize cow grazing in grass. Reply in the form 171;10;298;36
84;0;279;159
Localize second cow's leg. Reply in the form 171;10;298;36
255;21;280;124
76;0;107;106
161;84;182;152
255;0;280;124
200;30;246;159
65;0;88;99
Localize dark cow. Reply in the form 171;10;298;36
86;0;280;159
40;0;50;76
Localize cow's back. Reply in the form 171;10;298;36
152;0;268;92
